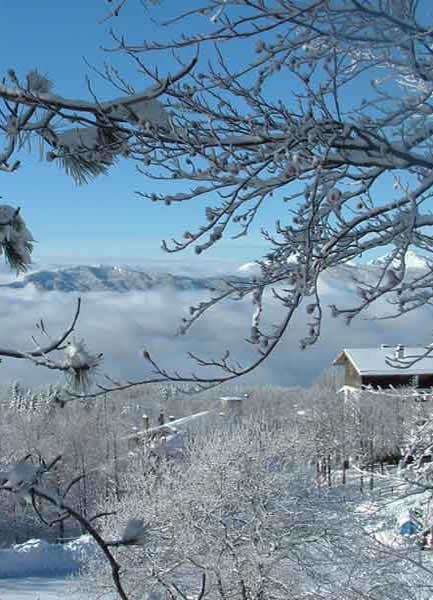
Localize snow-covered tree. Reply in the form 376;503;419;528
78;416;433;600
3;0;433;388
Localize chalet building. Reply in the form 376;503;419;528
126;395;246;457
333;345;433;392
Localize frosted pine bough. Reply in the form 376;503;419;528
0;205;34;273
46;97;170;185
63;338;103;391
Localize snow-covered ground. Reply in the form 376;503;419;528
0;577;86;599
0;536;105;599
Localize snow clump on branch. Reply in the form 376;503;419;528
26;69;53;94
63;338;103;391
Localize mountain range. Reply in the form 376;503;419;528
1;265;241;293
0;250;432;293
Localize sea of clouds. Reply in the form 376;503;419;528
0;258;431;390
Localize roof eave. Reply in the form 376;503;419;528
333;350;348;366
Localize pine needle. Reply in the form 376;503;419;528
2;240;33;274
56;154;110;185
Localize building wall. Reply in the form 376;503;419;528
344;360;362;387
418;374;433;388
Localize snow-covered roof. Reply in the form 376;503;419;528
333;346;433;376
125;410;213;441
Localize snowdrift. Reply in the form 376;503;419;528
0;536;97;578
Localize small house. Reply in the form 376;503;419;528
333;345;433;393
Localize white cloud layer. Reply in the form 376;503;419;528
0;266;431;389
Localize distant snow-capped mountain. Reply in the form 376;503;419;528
368;249;433;270
239;250;433;277
0;250;431;294
1;265;242;293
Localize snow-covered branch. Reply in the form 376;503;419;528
3;1;433;385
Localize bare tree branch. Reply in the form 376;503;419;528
3;1;433;387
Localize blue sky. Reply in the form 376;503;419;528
0;1;405;270
0;2;265;268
